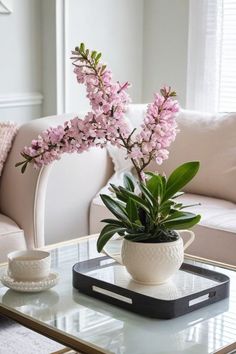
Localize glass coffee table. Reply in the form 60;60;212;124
0;235;236;354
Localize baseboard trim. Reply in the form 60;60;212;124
0;93;43;108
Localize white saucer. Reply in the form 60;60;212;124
0;272;59;293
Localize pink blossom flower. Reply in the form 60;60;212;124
19;45;179;183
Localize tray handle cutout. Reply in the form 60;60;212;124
92;285;133;304
189;291;216;307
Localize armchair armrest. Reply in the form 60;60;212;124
0;114;74;248
0;113;114;248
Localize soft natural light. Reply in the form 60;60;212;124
219;0;236;112
187;0;236;112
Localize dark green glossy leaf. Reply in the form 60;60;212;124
163;211;191;222
146;174;163;199
163;213;201;230
159;200;175;219
97;225;126;252
163;162;200;202
119;187;150;213
101;218;126;227
123;174;135;192
100;194;129;223
109;184;128;203
140;183;156;206
126;198;138;222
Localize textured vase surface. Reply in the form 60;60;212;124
121;237;184;284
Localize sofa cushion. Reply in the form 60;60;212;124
89;192;236;265
0;122;18;177
106;106;236;203
150;110;236;204
0;214;26;263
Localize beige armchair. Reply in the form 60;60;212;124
0;119;52;262
0;113;113;262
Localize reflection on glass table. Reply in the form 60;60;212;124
0;236;235;354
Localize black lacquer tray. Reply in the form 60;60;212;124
72;256;230;319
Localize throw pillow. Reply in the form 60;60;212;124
0;122;18;176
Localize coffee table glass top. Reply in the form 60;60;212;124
0;236;236;354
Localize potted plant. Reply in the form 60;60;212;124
16;43;201;284
98;164;200;284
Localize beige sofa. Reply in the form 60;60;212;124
90;105;236;266
0;106;235;265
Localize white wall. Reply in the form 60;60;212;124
63;0;143;113
0;0;43;123
142;0;189;107
0;1;190;123
41;0;57;117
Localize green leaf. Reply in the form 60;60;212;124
126;198;138;222
80;43;85;53
15;161;25;167
163;162;200;202
163;210;191;222
159;200;174;218
140;183;156;206
173;203;183;209
91;50;97;59
100;194;129;223
161;175;167;196
21;163;27;174
146;174;163;200
109;184;128;203
162;213;201;230
96;52;102;61
119;187;150;213
97;225;126;252
123;174;135;192
101;218;125;226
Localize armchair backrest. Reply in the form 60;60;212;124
0;113;114;247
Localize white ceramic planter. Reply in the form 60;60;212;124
103;230;195;285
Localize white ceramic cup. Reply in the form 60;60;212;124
7;250;51;282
